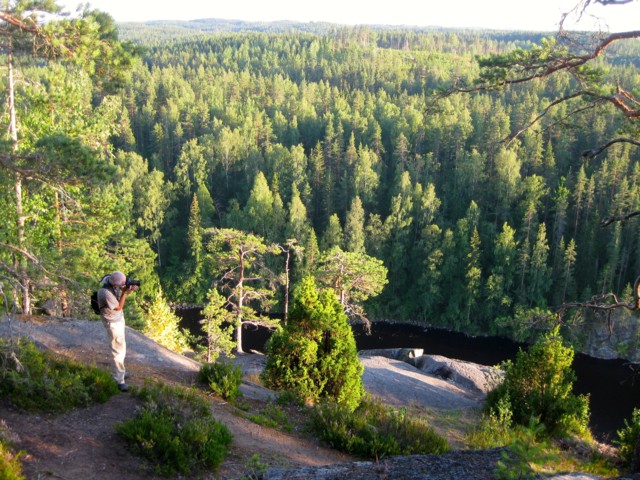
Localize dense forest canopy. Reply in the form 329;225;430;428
2;9;640;345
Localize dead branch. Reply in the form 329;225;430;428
505;93;603;145
560;292;636;313
601;210;640;227
582;137;640;158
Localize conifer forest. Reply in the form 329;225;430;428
2;5;640;349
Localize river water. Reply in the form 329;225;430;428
180;311;640;442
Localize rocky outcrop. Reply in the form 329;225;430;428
265;448;509;480
569;309;640;362
413;354;503;396
360;348;503;398
265;449;609;480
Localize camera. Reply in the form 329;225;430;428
126;277;141;288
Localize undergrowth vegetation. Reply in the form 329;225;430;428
484;327;590;438
0;338;119;412
466;328;619;478
616;408;640;468
0;421;24;480
240;401;294;432
116;381;233;477
198;361;243;402
310;395;449;459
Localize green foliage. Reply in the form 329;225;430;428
241;454;269;480
315;246;388;323
498;306;557;342
310;396;449;459
198;361;243;402
0;338;119;412
116;381;232;476
468;412;617;477
206;228;281;352
616;408;640;466
242;402;293;432
0;2;140;316
143;290;192;353
0;422;25;480
475;36;605;89
4;17;640;346
262;277;364;411
494;419;553;480
199;288;236;363
466;395;514;449
485;327;590;437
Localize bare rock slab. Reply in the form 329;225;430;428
265;448;507;480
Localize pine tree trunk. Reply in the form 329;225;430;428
8;37;31;315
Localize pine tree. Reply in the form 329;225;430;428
287;184;309;241
315;246;388;324
0;2;136;313
207;228;280;353
321;214;344;251
486;222;519;326
528;223;551;308
465;228;482;326
301;227;320;278
200;289;236;363
344;196;366;254
244;171;274;237
143;290;191;353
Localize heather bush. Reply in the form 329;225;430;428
310;395;449;458
0;338;118;412
198;360;243;402
116;382;232;476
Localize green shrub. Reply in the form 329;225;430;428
310;396;449;459
0;338;119;412
467;395;514;449
116;382;232;476
616;408;640;466
198;361;243;402
495;419;552;480
485;327;590;437
0;422;25;480
242;454;268;480
262;277;364;411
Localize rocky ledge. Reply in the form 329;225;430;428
265;448;508;480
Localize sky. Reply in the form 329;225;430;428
55;0;640;32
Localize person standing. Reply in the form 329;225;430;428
97;271;138;392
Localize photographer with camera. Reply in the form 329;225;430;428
97;271;140;392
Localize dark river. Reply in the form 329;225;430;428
179;311;640;442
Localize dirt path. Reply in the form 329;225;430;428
0;316;481;479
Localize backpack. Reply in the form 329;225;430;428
90;291;101;315
90;275;111;315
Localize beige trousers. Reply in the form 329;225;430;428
102;319;126;384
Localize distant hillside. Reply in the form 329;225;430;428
116;17;548;43
118;18;343;41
